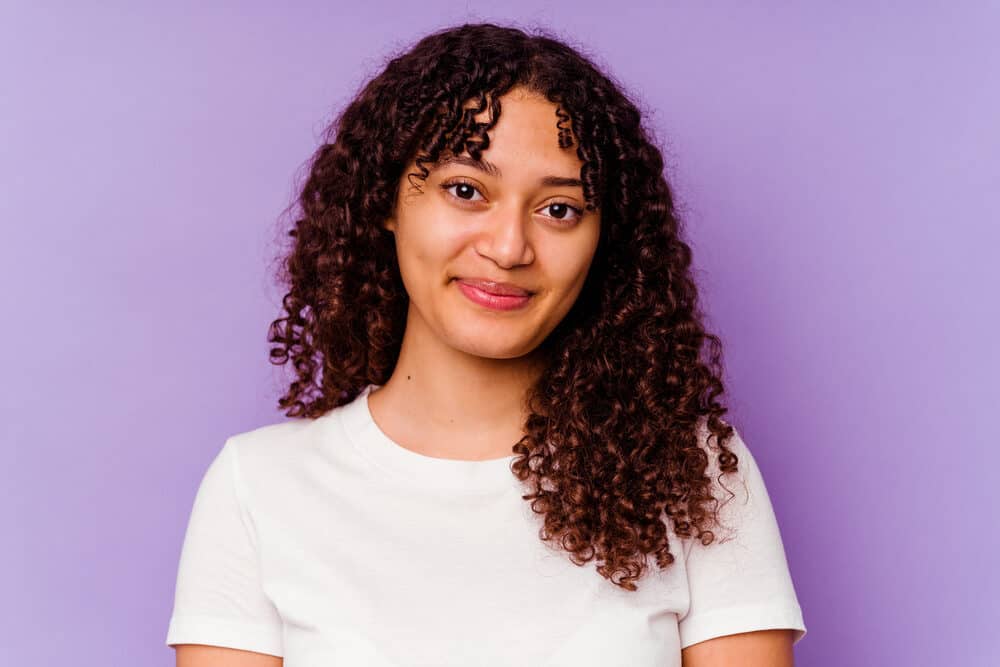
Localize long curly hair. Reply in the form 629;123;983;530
268;22;740;592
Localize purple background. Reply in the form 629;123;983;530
3;2;997;665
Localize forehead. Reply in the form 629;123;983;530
436;89;583;176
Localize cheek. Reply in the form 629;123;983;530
547;237;599;293
394;212;469;282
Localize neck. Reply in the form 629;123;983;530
370;308;547;458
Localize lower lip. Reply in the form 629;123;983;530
455;280;533;311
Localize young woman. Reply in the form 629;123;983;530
166;22;806;667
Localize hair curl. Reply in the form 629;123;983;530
268;22;740;592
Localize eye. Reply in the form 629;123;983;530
540;201;584;224
441;179;485;202
439;178;584;225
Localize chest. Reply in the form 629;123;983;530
254;474;691;666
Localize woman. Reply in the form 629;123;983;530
166;22;806;666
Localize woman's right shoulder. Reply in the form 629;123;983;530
220;406;345;485
226;413;317;451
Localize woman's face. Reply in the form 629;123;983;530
383;87;601;360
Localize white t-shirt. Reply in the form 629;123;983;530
166;383;806;665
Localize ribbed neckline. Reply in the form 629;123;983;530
336;384;520;493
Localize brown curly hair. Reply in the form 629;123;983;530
267;21;740;592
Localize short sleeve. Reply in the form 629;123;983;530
165;438;284;656
677;426;807;649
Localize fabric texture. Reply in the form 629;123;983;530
166;384;806;665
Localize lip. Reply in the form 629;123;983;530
456;278;534;296
454;278;534;311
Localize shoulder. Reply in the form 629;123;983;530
693;415;753;479
694;413;747;448
687;417;769;542
223;408;340;484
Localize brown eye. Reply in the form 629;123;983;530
441;180;485;202
541;202;583;224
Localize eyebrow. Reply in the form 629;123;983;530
434;154;583;188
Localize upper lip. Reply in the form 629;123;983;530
456;278;534;296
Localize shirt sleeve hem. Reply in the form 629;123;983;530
678;602;807;649
165;613;283;657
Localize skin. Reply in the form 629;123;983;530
175;645;281;667
174;629;794;666
174;86;795;666
367;85;602;461
681;629;796;666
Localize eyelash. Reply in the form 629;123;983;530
439;178;584;225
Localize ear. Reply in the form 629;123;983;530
382;214;397;234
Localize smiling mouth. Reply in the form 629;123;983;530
452;277;535;296
453;279;535;311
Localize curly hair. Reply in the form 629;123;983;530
267;21;740;592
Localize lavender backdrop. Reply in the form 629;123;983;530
3;2;997;665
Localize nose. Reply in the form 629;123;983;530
474;204;535;269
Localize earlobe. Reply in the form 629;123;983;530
382;215;397;233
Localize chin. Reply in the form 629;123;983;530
449;333;540;360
